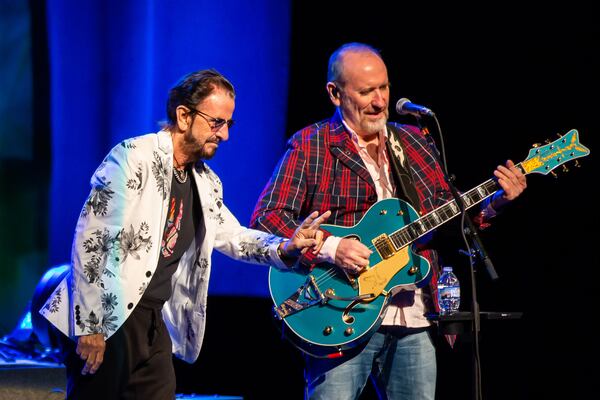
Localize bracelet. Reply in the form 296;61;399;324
277;243;297;266
277;244;286;259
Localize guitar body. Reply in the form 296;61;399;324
269;198;431;356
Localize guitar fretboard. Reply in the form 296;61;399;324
389;179;501;250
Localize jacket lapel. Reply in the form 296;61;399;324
327;113;376;191
191;163;215;244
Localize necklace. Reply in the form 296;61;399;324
173;167;188;184
173;154;188;184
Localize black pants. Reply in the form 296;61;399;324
60;300;175;400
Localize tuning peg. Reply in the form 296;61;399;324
562;164;569;173
550;170;558;178
556;133;563;138
532;143;541;148
544;139;555;149
574;160;581;168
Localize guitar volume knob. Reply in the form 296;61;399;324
323;326;333;336
408;266;419;275
344;327;354;336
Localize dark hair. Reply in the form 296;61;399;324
327;42;383;84
164;69;235;130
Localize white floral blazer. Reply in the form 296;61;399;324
40;131;288;363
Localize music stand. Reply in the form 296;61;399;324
428;311;523;335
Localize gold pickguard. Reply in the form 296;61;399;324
357;247;410;299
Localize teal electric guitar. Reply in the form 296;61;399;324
269;129;590;357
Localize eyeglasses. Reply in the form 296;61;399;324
189;108;234;131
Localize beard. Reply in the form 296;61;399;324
360;113;388;135
182;129;219;160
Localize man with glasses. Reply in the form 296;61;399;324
39;69;330;399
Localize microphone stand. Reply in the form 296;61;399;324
417;120;496;400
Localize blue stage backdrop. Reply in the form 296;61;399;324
48;0;291;296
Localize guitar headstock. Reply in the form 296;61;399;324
520;129;590;175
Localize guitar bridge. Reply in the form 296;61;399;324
273;275;325;320
372;234;395;259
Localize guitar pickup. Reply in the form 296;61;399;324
274;275;326;320
372;234;395;259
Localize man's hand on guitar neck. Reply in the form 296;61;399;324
334;238;372;275
492;159;527;208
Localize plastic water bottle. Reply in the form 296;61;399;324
438;266;460;315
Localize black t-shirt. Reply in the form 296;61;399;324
142;169;202;303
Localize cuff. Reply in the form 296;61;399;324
481;202;498;219
270;238;292;270
317;235;342;264
474;191;502;229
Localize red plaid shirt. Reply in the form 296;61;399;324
250;112;460;310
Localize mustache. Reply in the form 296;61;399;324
204;134;220;145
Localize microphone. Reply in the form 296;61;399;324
395;98;435;117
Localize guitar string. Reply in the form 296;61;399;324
308;174;520;291
311;215;449;287
313;229;409;287
310;188;495;287
312;236;403;287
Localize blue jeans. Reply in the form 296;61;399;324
305;328;436;400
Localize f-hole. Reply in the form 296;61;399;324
342;300;359;324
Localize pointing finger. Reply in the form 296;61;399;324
299;210;319;228
309;210;331;229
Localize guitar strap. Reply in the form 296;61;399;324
385;124;420;209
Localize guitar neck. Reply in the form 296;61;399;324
388;163;526;249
